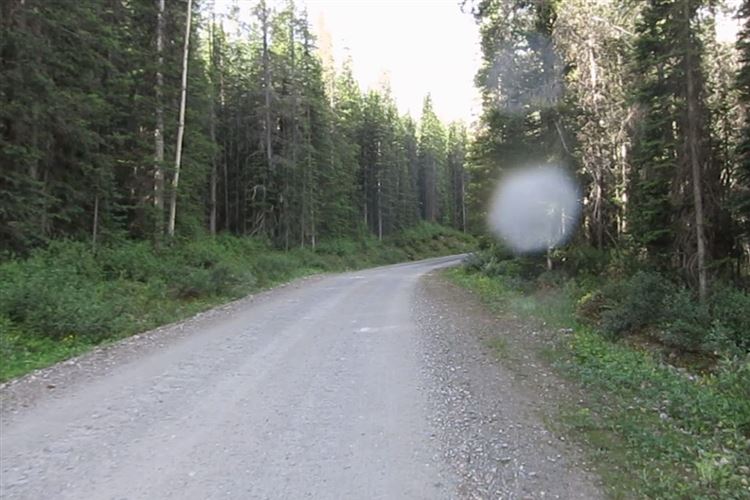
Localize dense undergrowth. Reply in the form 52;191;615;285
0;223;473;382
449;242;750;499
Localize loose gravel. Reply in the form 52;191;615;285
415;272;603;499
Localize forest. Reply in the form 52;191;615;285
1;0;748;368
466;0;750;352
456;0;750;495
1;0;750;496
0;0;475;378
469;0;749;285
1;0;469;251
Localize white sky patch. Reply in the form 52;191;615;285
214;0;481;123
213;1;742;121
304;0;481;123
715;1;742;44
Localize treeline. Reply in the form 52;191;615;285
468;0;750;292
0;0;468;254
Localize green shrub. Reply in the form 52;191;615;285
461;250;493;273
460;246;548;292
463;252;486;272
605;248;648;279
377;246;409;264
660;289;711;351
99;240;166;282
0;314;20;361
483;243;515;262
2;276;126;341
599;271;676;337
709;285;750;352
171;268;214;298
176;238;228;269
390;222;473;258
292;248;337;271
559;245;610;276
482;258;522;278
251;252;301;284
0;243;126;341
36;240;103;280
315;239;360;257
214;233;269;255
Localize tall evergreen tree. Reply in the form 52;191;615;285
418;95;445;222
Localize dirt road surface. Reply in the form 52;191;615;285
1;256;601;499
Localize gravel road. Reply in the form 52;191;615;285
1;256;601;499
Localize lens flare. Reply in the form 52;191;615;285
487;166;581;254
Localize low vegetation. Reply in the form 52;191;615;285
0;224;472;382
449;244;750;499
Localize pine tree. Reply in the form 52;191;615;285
0;0;471;254
417;95;445;222
630;0;716;292
446;122;469;231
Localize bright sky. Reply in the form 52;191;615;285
716;1;742;44
215;0;481;123
215;0;740;124
302;0;481;124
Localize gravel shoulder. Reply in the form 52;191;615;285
415;271;603;499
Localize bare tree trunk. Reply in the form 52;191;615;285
377;178;383;240
289;15;300;246
618;141;629;235
684;1;708;301
40;167;49;236
92;192;99;250
216;26;230;231
154;0;165;238
209;119;217;235
363;169;368;228
208;14;217;236
261;1;273;177
597;187;604;248
167;0;193;237
29;118;38;181
376;141;382;240
223;157;229;230
461;171;467;232
546;247;553;271
258;0;273;236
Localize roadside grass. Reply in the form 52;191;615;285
445;267;750;500
0;223;473;382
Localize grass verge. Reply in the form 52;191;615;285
0;223;473;382
445;266;750;500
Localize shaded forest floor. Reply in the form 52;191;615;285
445;266;750;499
0;224;473;382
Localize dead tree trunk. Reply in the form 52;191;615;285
167;0;193;237
260;0;273;234
684;1;708;302
154;0;165;239
92;192;99;250
208;13;217;236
